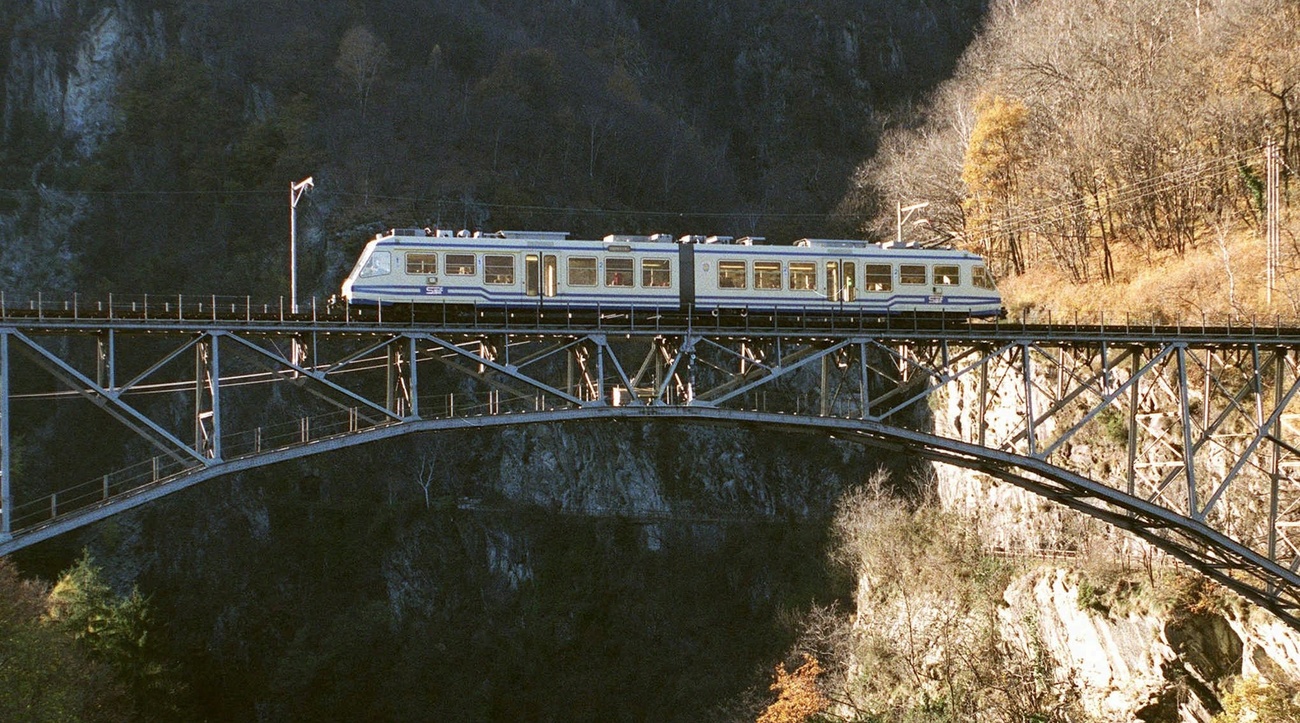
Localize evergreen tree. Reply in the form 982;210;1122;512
0;557;129;722
45;553;189;721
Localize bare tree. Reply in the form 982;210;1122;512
853;0;1294;295
414;454;436;509
336;25;390;119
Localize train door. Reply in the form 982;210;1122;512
525;254;559;301
825;260;856;303
526;254;540;298
543;255;558;297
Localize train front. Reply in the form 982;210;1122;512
341;234;394;304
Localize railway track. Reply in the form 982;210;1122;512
4;295;1300;344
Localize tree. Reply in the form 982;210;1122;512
336;25;390;119
1214;675;1300;723
757;654;828;723
45;553;188;721
415;454;437;508
962;94;1030;274
801;475;1091;722
0;557;128;722
1223;0;1300;175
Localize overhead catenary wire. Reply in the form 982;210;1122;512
8;346;470;401
967;146;1261;244
0;185;841;221
2;144;1273;235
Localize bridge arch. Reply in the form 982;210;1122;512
7;405;1299;629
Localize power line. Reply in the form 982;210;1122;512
0;188;277;196
2;143;1270;231
316;190;839;220
0;185;845;222
970;147;1259;243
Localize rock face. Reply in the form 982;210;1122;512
998;567;1300;722
1;2;162;293
60;7;158;155
5;2;162;152
58;421;888;720
5;2;160;155
929;361;1300;722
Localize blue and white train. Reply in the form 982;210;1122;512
341;228;1004;318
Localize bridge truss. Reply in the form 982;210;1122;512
2;305;1300;627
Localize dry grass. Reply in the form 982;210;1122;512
997;216;1300;324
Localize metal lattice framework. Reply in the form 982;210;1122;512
3;308;1300;627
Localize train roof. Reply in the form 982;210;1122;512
372;228;973;257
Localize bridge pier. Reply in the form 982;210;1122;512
1;330;9;538
1127;348;1140;499
1270;348;1285;566
386;343;403;417
96;329;114;389
195;336;223;461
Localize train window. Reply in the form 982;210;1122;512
484;255;516;284
900;264;927;285
718;260;747;289
754;261;782;289
406;253;437;275
642;258;672;287
935;265;960;285
606;257;634;286
864;264;892;292
359;251;391;277
789;262;816;291
973;265;996;290
446;253;476;275
569;257;597;286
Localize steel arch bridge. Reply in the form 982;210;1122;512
3;299;1300;627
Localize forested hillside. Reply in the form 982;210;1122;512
1;0;983;298
0;2;989;720
846;0;1300;318
12;0;1300;720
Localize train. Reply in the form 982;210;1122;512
341;228;1004;318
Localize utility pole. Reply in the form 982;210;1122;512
290;177;314;314
1267;141;1280;307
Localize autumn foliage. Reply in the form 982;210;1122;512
851;0;1300;313
962;95;1031;275
757;654;828;723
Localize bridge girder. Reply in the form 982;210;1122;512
2;316;1300;628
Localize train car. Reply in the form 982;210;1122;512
341;228;680;309
341;228;1004;318
689;237;1003;317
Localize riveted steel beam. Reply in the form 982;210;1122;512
12;330;206;465
5;315;1300;626
1;330;9;537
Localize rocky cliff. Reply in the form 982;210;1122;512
45;422;896;720
998;567;1299;722
909;358;1300;722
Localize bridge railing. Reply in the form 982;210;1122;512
5;290;1300;333
0;292;331;324
5;389;577;534
9;455;194;531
